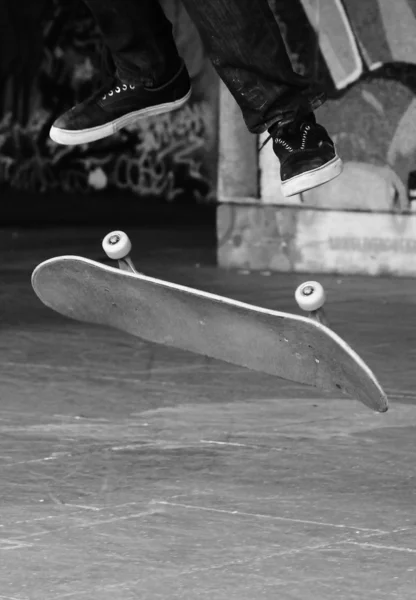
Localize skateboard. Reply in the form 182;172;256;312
32;231;388;413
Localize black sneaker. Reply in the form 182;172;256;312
50;61;192;145
270;113;342;197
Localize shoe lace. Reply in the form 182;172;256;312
259;133;272;152
259;122;312;152
300;124;311;150
102;82;136;100
273;137;294;153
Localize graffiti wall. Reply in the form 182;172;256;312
0;0;218;202
264;0;416;212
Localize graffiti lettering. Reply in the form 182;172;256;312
0;156;15;183
110;102;212;201
329;236;416;254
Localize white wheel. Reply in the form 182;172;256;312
102;231;132;260
295;281;326;312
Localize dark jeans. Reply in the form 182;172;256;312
83;0;325;133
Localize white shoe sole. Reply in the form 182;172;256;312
49;89;192;146
282;155;343;197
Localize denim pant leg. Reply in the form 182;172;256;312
83;0;181;87
180;0;325;133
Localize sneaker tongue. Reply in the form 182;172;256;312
114;77;127;87
285;112;316;136
277;120;299;138
301;112;316;126
268;112;315;139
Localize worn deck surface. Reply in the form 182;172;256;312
1;226;416;599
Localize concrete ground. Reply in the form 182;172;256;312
1;225;416;600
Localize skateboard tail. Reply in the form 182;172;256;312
318;327;388;413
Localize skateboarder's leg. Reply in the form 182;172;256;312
49;0;192;146
181;0;322;135
82;0;180;87
178;0;341;196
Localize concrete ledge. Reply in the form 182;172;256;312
217;203;416;277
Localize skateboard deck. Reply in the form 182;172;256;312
32;256;388;413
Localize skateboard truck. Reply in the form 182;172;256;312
295;281;328;326
102;231;138;275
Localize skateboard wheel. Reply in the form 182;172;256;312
102;231;132;260
295;281;325;312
